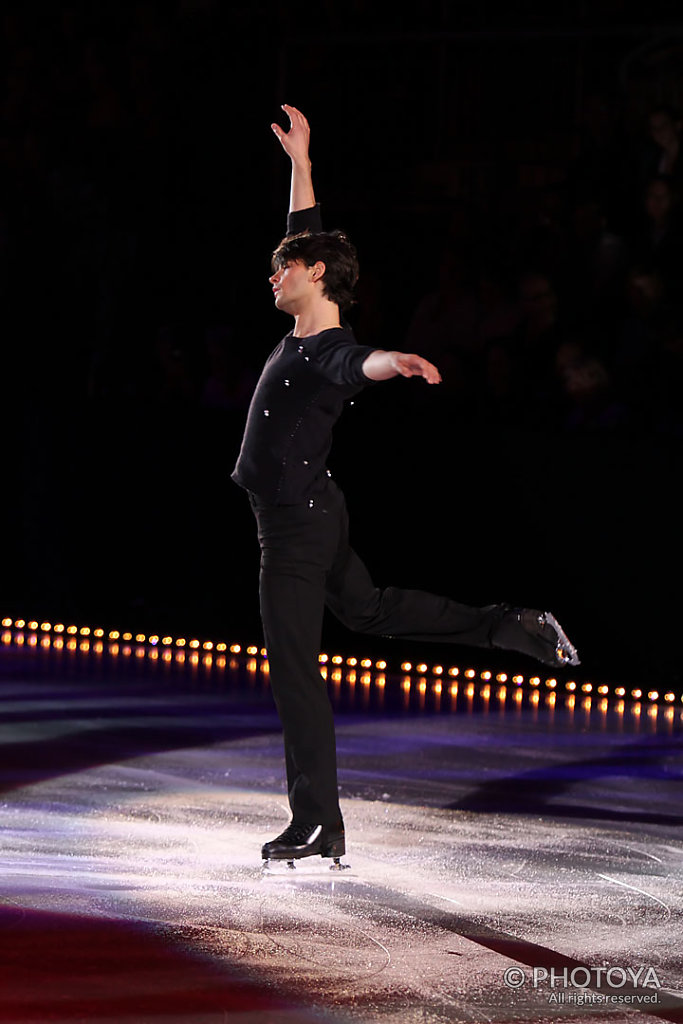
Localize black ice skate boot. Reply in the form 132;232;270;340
261;819;347;870
492;607;580;667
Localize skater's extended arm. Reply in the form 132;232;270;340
362;350;442;384
271;104;317;215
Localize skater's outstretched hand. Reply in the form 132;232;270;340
392;352;442;384
271;104;311;167
362;350;442;384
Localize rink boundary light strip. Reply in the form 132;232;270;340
2;616;682;710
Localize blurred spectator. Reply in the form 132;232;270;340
611;267;665;427
650;307;683;438
565;196;627;327
404;244;480;397
571;90;628;226
517;183;569;283
200;324;258;412
556;339;628;434
644;105;683;183
152;324;200;406
477;265;520;346
483;271;568;429
628;176;683;296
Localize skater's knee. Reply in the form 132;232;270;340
329;588;395;635
333;608;380;634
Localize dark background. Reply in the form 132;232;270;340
2;1;683;686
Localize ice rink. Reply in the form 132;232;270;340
1;626;681;1023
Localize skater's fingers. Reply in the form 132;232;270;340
284;103;307;123
282;104;310;134
418;358;441;384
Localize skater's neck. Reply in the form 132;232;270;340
290;291;341;338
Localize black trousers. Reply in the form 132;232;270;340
249;479;505;825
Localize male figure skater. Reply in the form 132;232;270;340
231;105;579;866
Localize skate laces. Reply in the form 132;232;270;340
275;822;321;844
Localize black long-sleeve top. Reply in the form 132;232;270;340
231;205;377;504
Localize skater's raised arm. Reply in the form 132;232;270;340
271;104;317;215
362;350;442;384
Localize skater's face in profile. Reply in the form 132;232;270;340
269;259;325;314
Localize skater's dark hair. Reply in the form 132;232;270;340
272;229;359;311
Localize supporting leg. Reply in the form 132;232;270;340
254;495;344;826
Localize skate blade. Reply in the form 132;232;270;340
545;613;581;666
261;857;352;877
